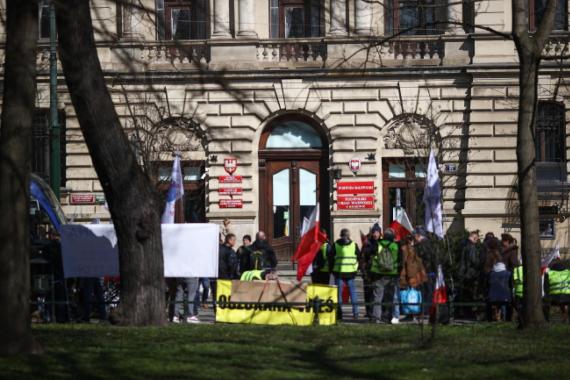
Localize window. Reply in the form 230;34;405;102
269;0;324;38
383;159;426;228
385;0;446;35
32;109;66;187
156;0;208;40
535;102;567;183
266;121;323;149
530;0;567;31
39;1;50;40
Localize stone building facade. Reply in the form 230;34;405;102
6;0;570;259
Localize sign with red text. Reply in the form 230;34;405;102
337;196;375;210
349;158;361;173
219;199;243;209
336;181;374;195
70;193;96;205
219;187;243;196
224;158;238;175
219;175;242;184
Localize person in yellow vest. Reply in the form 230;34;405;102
240;269;277;281
512;265;524;319
311;229;332;285
332;228;361;320
544;259;570;322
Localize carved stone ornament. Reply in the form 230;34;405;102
154;118;206;153
383;114;433;154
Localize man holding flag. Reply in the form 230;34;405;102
292;204;327;282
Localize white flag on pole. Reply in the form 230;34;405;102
161;155;184;224
423;149;444;238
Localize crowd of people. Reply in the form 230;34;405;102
166;218;570;324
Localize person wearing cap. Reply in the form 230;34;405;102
332;228;361;320
370;227;401;324
362;223;382;319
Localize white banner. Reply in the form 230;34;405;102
61;223;219;278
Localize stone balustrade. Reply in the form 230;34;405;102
138;42;210;67
543;36;570;60
256;39;327;66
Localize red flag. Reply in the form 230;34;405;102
292;204;327;281
430;265;448;320
389;208;413;241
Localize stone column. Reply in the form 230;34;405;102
355;0;372;35
237;0;257;37
328;0;347;36
448;0;464;33
212;0;231;38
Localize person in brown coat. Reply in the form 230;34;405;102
500;233;520;272
399;237;428;289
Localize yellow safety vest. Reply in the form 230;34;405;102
548;270;570;295
333;242;358;273
513;266;524;298
240;270;263;281
319;243;330;273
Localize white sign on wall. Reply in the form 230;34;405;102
61;223;219;278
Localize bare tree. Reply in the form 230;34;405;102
511;0;557;329
0;0;40;354
55;0;165;326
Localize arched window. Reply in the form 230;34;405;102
266;121;323;149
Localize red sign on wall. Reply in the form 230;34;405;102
337;195;375;210
219;187;243;196
219;175;242;184
219;199;243;209
70;193;96;205
336;181;375;195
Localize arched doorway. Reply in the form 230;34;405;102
258;115;330;261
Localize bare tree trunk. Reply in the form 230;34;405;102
55;0;165;325
512;0;556;329
515;51;546;328
0;0;39;355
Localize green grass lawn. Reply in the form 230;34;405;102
1;323;569;380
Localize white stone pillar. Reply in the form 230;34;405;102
328;0;347;36
237;0;257;37
355;0;372;35
448;0;464;33
212;0;231;38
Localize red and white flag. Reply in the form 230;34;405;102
389;208;413;241
430;265;448;320
292;204;327;281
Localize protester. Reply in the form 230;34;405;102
311;229;332;285
172;277;200;323
544;258;570;323
457;231;482;318
194;277;210;313
80;277;107;323
500;233;520;272
241;269;277;281
237;234;253;275
250;231;277;270
484;238;512;321
400;235;428;289
413;227;438;314
369;227;400;324
219;233;238;280
362;224;382;319
332;228;361;320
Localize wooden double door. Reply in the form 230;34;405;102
260;156;329;261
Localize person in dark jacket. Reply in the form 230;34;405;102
237;234;253;275
413;227;438;314
457;231;482;318
311;229;333;285
332;229;361;320
500;233;520;272
218;233;238;280
484;238;512;321
250;231;277;270
362;223;382;318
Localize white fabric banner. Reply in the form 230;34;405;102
61;223;219;278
